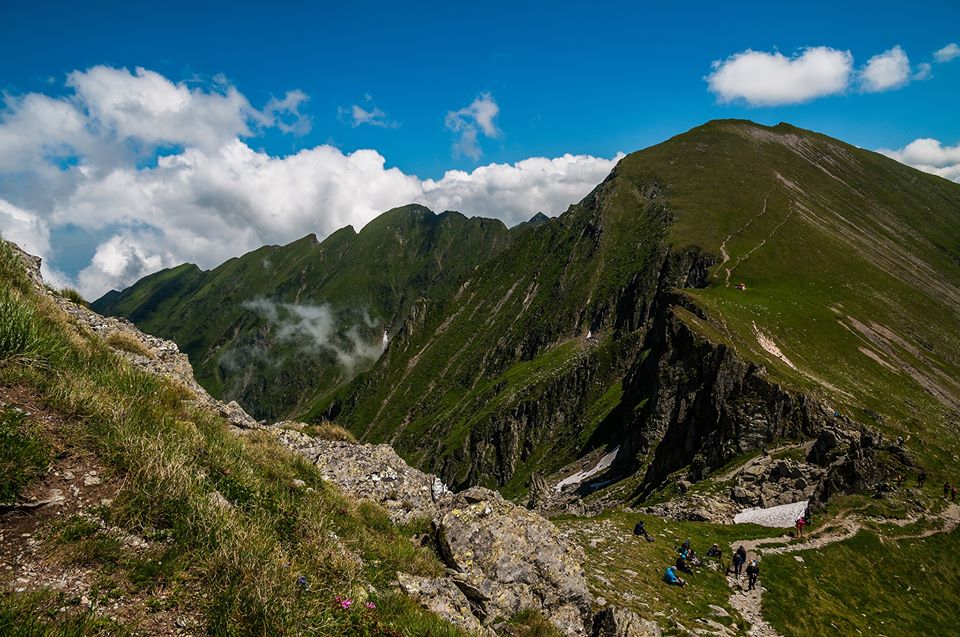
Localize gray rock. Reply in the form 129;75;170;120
208;490;232;510
593;606;661;637
436;487;593;636
397;573;491;636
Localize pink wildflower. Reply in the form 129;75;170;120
340;598;352;610
365;602;376;610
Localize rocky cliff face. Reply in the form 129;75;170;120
620;306;829;498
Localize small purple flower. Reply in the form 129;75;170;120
340;598;352;610
365;601;376;610
296;575;308;589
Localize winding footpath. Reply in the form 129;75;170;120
725;503;960;637
717;196;768;286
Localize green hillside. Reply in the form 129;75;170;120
97;120;960;501
94;205;514;420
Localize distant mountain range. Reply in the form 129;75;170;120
95;119;960;500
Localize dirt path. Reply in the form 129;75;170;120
725;504;960;636
717;196;768;286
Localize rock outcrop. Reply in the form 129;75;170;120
592;607;661;637
276;427;596;635
620;308;830;499
433;487;593;635
268;428;450;524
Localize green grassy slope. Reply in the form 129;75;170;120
764;526;960;636
333;120;960;493
97;120;960;498
0;238;469;636
94;205;514;420
638;121;960;474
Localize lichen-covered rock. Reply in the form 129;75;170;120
592;606;662;637
396;573;491;636
435;487;593;636
271;429;450;524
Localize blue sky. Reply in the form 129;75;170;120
0;0;957;296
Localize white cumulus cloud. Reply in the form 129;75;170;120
860;46;911;92
706;46;853;106
879;138;960;183
934;43;960;63
0;67;620;299
421;153;624;227
445;93;501;159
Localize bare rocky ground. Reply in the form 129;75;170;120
0;385;202;636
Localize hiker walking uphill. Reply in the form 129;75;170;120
746;559;760;591
918;468;927;487
945;481;951;498
732;545;747;579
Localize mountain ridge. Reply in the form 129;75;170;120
95;119;960;506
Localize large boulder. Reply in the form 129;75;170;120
435;487;593;636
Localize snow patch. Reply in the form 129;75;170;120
734;499;808;528
555;447;620;492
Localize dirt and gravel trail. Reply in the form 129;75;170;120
717;196;768;286
725;503;960;637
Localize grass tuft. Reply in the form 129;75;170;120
104;332;153;358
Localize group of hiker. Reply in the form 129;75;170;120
911;468;958;502
661;537;724;588
732;545;761;591
943;480;958;502
636;518;763;590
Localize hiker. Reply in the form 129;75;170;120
945;482;951;498
795;514;806;538
733;546;747;579
897;435;904;447
633;519;654;542
746;559;760;591
663;565;687;587
918;469;927;487
707;543;722;559
675;555;693;574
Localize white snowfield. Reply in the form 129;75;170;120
555;446;620;492
734;499;808;528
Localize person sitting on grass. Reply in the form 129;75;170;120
675;555;693;574
707;543;722;559
664;565;687;587
633;519;655;542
